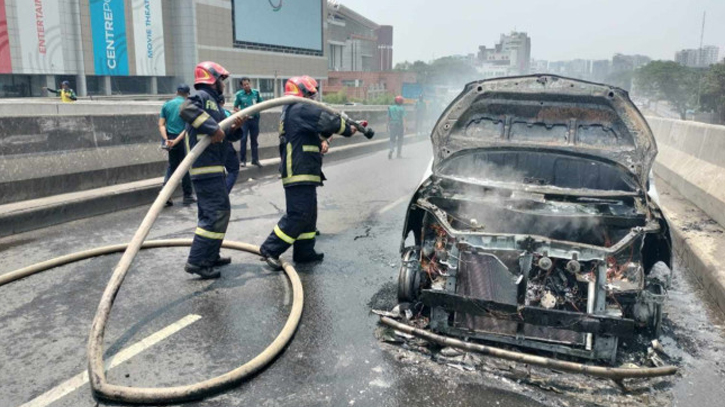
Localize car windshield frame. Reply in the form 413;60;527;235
435;148;643;197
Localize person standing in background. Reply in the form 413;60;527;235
233;77;264;168
42;81;77;102
387;95;406;159
159;84;195;207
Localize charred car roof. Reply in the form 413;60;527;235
431;75;657;188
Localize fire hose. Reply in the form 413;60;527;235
380;317;678;380
0;96;374;404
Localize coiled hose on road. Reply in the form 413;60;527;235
0;96;363;404
85;96;366;403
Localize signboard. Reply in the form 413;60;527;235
90;0;129;75
232;0;322;52
0;0;10;73
132;0;165;76
15;0;65;73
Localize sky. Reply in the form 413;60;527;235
338;0;725;64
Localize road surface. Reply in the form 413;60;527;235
1;141;724;407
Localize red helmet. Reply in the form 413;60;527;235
395;95;404;104
194;61;230;86
285;75;318;98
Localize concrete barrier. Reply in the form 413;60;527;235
0;102;408;205
646;117;725;229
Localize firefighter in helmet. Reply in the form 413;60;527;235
179;61;246;279
259;75;357;270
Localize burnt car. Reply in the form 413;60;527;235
397;75;672;363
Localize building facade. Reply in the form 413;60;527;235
374;25;393;72
326;1;389;72
321;71;416;101
0;0;329;98
476;31;531;78
675;46;720;68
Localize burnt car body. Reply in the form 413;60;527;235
397;75;672;363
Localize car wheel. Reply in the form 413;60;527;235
634;262;669;337
398;248;421;302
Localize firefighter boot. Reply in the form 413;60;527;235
293;251;324;264
184;263;221;279
259;247;283;271
212;256;232;267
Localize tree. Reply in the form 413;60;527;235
635;61;699;120
700;62;725;124
604;70;634;92
322;88;348;105
428;57;479;86
395;57;478;87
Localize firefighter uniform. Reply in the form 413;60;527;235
260;102;354;261
223;109;241;193
179;86;241;267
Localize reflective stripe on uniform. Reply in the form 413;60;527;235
195;227;225;240
338;117;346;134
302;145;320;153
191;112;211;129
286;142;293;177
283;139;321;185
184;131;191;153
274;225;296;244
282;174;322;185
298;232;316;240
190;165;225;175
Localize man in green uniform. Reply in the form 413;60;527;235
233;77;264;167
388;95;406;159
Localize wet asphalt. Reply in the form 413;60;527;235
1;141;724;407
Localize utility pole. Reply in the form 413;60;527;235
699;11;706;62
696;10;706;112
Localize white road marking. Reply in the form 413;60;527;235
377;195;410;215
18;314;202;407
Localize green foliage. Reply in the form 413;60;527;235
701;63;725;123
635;61;699;120
364;93;396;106
322;88;348;105
394;57;478;86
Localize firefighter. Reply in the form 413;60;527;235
179;61;246;279
259;76;357;270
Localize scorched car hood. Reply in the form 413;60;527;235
431;75;657;188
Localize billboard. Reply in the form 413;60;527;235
0;0;10;74
132;0;165;76
15;0;65;74
232;0;322;52
90;0;129;75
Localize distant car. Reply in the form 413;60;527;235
396;75;672;363
344;102;361;106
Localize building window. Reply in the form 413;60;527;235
341;79;362;87
0;74;31;97
259;79;275;100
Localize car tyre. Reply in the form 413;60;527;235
397;247;421;302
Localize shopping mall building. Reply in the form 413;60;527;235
0;0;339;99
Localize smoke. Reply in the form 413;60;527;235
432;156;617;246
